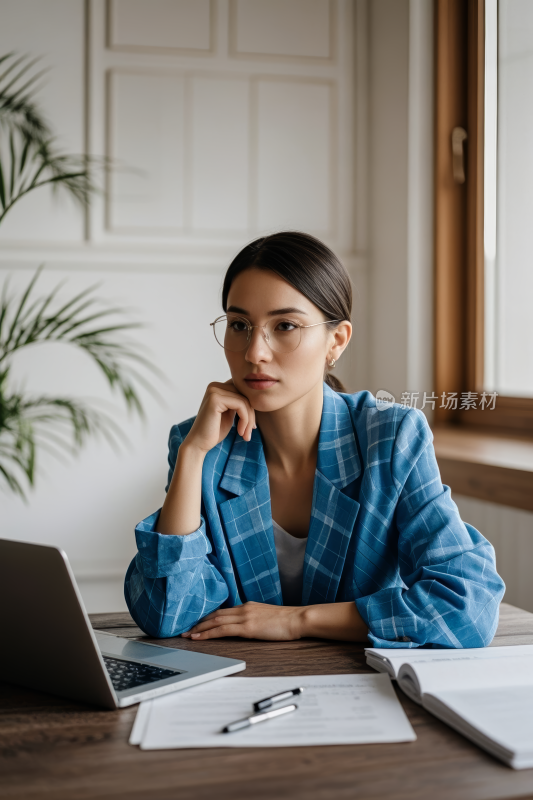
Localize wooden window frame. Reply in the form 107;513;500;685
434;0;533;437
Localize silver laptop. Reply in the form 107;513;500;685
0;539;245;709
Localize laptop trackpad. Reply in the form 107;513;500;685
94;632;188;667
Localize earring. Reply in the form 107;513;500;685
328;358;336;368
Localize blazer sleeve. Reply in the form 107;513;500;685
124;425;229;638
355;409;506;649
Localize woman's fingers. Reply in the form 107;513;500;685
181;603;260;638
180;603;300;642
208;386;255;441
185;380;257;456
202;606;242;620
244;406;256;440
182;614;243;636
235;396;255;440
189;624;244;640
181;609;247;637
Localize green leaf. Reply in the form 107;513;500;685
0;463;26;499
19;133;31;174
0;158;5;209
0;53;100;225
9;128;16;199
0;265;163;496
0;54;29;94
2;265;43;354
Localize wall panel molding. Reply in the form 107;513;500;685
229;0;337;63
106;68;186;234
254;75;337;236
0;244;366;275
107;0;215;56
88;0;359;257
104;68;340;239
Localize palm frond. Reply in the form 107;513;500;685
0;52;100;224
0;132;97;223
0;53;50;142
0;267;164;412
0;379;129;500
0;269;164;498
0;54;157;497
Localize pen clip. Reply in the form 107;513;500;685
253;687;304;712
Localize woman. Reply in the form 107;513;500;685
125;232;504;648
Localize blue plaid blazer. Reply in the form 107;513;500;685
125;383;505;648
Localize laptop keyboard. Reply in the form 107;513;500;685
103;656;180;692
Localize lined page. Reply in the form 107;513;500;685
428;685;533;764
366;644;533;679
134;674;416;749
401;655;533;697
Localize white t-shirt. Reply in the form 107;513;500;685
272;520;308;606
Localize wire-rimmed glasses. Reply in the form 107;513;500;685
210;314;342;354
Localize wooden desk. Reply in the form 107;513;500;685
2;603;533;800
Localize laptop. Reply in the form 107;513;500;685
0;539;245;709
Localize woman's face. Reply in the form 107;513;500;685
224;268;351;412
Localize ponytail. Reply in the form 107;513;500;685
324;373;347;393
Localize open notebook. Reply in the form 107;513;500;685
366;645;533;769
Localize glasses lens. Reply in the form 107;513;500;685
213;316;250;351
267;319;301;353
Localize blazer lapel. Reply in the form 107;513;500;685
302;385;362;605
218;427;282;605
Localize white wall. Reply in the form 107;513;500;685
0;0;368;611
455;495;533;613
3;0;527;617
368;0;434;412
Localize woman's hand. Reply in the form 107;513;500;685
157;380;254;536
184;380;256;455
181;602;305;641
181;601;368;642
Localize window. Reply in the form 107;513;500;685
434;0;533;434
485;0;533;398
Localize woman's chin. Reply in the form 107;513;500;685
235;382;286;412
247;394;283;413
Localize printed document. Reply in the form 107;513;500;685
365;644;533;680
130;673;416;749
365;646;533;769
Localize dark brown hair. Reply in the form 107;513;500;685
222;231;352;392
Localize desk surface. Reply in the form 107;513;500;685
2;603;533;800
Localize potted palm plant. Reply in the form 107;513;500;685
0;53;157;497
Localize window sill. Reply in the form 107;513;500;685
432;426;533;513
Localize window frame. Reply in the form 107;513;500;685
434;0;533;436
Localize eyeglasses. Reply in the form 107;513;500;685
210;314;341;354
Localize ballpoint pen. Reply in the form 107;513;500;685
253;687;304;711
221;703;298;733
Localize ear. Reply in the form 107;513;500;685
328;320;352;362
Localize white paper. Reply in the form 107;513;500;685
427;685;533;764
133;673;416;750
366;644;533;679
401;655;533;697
129;699;153;745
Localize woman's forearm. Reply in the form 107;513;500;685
299;601;368;642
156;443;205;535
